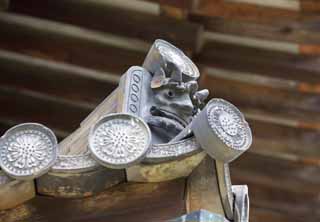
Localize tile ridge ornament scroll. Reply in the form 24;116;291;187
51;152;99;173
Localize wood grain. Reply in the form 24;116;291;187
186;156;225;216
0;49;119;106
231;153;320;220
0;179;187;222
191;14;320;44
36;167;125;198
0;172;35;210
0;13;147;74
9;0;204;53
192;0;301;22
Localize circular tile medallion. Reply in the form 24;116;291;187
89;113;151;169
0;123;58;180
207;99;252;152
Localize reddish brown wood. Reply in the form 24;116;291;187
199;73;320;128
0;179;186;222
0;50;118;106
197;41;320;83
192;0;301;22
190;14;320;44
146;0;194;9
9;0;203;53
231;153;320;220
0;13;146;74
0;86;91;134
250;207;307;222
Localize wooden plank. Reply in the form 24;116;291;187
191;0;301;22
37;167;125;198
224;0;300;10
198;66;320;161
160;5;187;20
80;0;161;15
0;12;147;74
249;118;320;162
0;0;9;10
185;156;225;216
127;152;206;182
190;14;320;45
0;86;91;134
0;179;186;222
301;0;320;13
145;0;194;9
0;171;35;210
231;153;320;220
250;207;307;222
8;0;204;53
0;49;119;106
204;31;300;54
199;71;320;130
197;41;320;84
0;118;67;140
199;65;320;94
59;88;119;155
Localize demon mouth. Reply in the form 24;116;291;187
147;106;188;134
150;106;188;126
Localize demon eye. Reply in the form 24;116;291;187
167;90;175;98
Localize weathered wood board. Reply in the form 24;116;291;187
0;179;187;222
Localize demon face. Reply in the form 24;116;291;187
146;61;208;144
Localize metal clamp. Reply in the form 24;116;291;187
232;185;249;222
215;161;234;220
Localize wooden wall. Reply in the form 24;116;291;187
0;0;320;221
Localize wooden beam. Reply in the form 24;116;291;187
0;179;186;222
0;117;67;140
0;86;91;134
191;0;301;22
127;152;206;182
0;12;147;74
199;70;320;129
190;14;320;45
198;66;320;161
0;171;35;211
145;0;195;9
0;49;119;106
8;0;204;53
186;156;225;216
37;167;126;198
224;0;300;11
231;153;320;220
249;118;320;163
250;207;307;222
301;0;320;13
0;0;9;10
197;41;320;84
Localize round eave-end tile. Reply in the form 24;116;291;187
155;39;200;81
0;123;58;180
193;98;252;163
207;99;252;152
89;113;151;169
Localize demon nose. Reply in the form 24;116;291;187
172;99;194;115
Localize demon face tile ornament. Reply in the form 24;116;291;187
0;123;58;180
89;113;152;169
